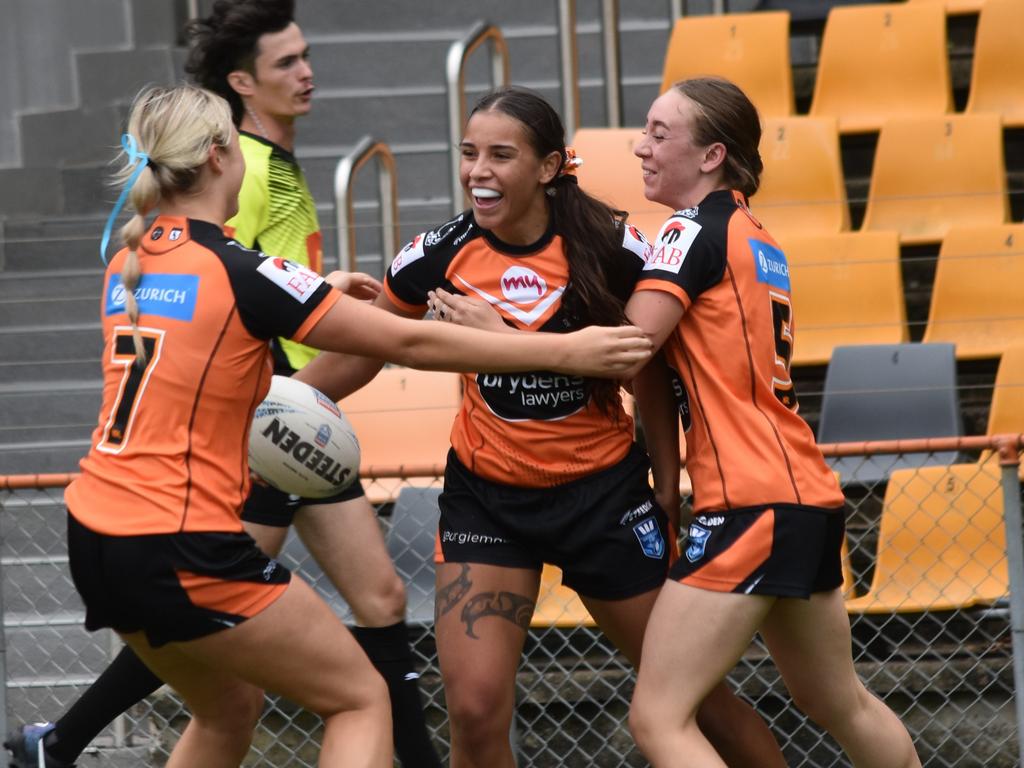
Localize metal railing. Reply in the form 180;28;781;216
333;135;400;275
445;21;510;217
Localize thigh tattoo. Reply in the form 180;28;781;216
461;591;534;639
436;563;472;621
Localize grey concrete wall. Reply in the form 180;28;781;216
0;0;131;166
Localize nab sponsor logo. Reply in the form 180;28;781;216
169;228;183;241
751;239;790;291
256;257;324;303
644;216;701;275
500;266;547;303
391;233;427;275
105;273;199;321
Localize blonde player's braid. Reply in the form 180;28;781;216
108;85;234;366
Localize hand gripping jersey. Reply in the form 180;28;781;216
385;211;651;487
227;132;323;371
634;190;844;514
66;216;338;536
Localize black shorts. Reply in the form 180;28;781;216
67;511;291;648
438;445;672;601
669;504;845;599
240;478;367;527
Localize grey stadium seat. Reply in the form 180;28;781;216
816;342;962;486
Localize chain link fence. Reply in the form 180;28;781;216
2;440;1022;767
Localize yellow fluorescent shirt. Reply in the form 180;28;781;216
227;131;323;371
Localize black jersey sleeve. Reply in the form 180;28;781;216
218;241;335;340
385;212;475;306
638;211;726;303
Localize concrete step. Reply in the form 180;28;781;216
0;440;89;475
74;47;177;108
19;103;128;168
0;323;103;363
0;168;63;218
0;381;101;433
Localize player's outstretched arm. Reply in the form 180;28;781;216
303;292;652;379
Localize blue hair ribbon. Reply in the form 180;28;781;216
99;133;151;265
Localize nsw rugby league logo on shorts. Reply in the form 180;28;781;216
685;523;711;563
633;519;666;559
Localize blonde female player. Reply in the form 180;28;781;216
63;84;651;768
623;77;922;767
300;85;785;768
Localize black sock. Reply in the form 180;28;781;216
44;645;163;764
352;622;442;768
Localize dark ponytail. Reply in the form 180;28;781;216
470;86;632;414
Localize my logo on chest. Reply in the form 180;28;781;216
453;266;565;327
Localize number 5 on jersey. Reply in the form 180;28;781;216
98;326;165;453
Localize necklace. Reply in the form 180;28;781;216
246;105;269;140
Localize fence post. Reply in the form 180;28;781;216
999;451;1024;766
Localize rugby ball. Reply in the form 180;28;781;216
248;375;361;498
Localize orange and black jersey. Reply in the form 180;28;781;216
634;190;843;514
385;210;651;487
66;216;339;536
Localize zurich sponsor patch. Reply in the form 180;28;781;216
105;273;199;321
685;523;711;563
633;519;666;560
750;239;790;291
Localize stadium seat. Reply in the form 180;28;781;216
339;368;461;504
532;564;595;628
988;346;1024;437
785;231;907;367
571;127;673;240
907;0;989;16
860;114;1008;245
809;3;953;133
751;116;850;241
817;343;962;486
845;462;1007;613
659;11;794;117
965;0;1024;127
922;223;1024;358
387;486;442;626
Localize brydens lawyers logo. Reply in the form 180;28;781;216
256;257;324;303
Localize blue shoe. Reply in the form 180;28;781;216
3;723;75;768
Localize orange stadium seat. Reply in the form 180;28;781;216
964;0;1024;127
907;0;989;15
809;3;952;133
987;346;1024;437
860;114;1008;246
751;116;849;242
571;127;673;240
845;462;1007;613
339;368;461;504
784;231;906;367
659;11;794;117
532;564;595;628
922;223;1024;358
